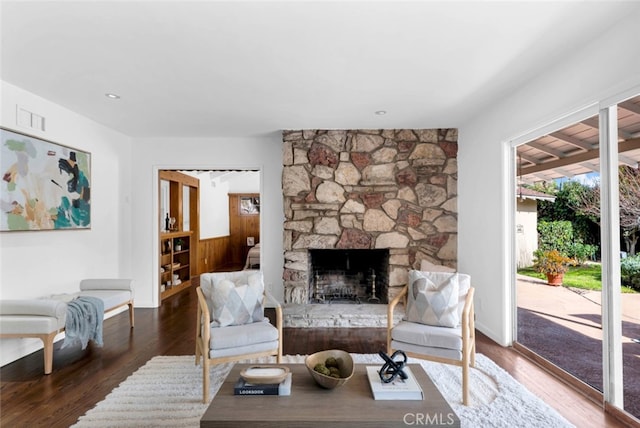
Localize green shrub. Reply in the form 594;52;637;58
537;221;574;254
538;220;599;265
621;255;640;291
567;242;598;265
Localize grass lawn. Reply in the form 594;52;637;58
517;263;636;293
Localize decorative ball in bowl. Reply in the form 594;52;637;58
305;349;354;389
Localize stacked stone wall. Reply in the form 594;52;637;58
282;129;458;304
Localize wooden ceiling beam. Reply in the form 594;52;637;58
582;116;634;139
554;168;576;178
581;117;599;130
527;141;567;158
518;152;540;165
619;100;640;115
618;154;638;168
549;131;595;150
521;137;640;175
579;162;600;173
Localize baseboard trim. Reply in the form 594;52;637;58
605;402;640;428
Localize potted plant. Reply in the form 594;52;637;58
533;249;576;286
174;238;183;252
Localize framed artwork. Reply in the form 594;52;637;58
239;196;260;215
1;127;91;231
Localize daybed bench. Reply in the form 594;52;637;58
243;243;260;269
0;278;134;374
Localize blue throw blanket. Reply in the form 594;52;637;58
62;296;104;349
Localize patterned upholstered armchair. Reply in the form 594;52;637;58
387;269;476;405
195;270;282;402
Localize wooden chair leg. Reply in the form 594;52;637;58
195;340;202;366
277;337;282;363
462;360;470;406
202;356;210;403
470;341;476;368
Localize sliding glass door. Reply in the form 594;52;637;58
515;112;603;396
615;96;640;417
513;93;640;419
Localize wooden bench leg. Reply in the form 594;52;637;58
40;332;57;375
128;301;134;328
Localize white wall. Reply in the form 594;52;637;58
458;9;640;345
198;171;260;239
0;81;133;365
199;175;231;239
130;136;284;307
227;172;260;193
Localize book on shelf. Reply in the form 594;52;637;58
234;373;292;396
366;366;424;400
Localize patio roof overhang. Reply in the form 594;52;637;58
517;95;640;183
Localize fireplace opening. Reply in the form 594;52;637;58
308;249;389;304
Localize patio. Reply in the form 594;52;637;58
517;274;640;418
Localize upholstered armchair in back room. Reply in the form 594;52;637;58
387;265;476;405
195;270;282;402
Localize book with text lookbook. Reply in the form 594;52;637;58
366;366;424;400
234;373;292;396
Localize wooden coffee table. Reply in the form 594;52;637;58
201;363;460;428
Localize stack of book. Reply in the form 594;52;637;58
234;373;292;396
366;366;424;400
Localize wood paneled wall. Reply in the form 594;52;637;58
228;193;260;266
198;236;232;274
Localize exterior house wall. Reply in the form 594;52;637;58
516;199;538;268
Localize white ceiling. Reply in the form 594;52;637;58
1;1;637;138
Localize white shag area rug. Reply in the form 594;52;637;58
72;354;574;428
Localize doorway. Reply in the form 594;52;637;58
162;169;261;276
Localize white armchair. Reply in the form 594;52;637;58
195;270;282;402
387;270;476;405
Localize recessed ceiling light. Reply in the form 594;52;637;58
105;93;121;99
375;110;387;115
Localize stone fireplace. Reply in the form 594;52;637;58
282;129;458;305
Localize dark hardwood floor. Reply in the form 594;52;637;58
0;285;632;428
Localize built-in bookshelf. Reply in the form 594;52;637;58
158;170;199;301
160;231;193;300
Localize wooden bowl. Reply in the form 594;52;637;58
240;366;290;384
304;349;354;389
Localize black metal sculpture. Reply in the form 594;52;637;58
377;350;408;383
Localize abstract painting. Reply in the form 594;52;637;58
1;127;91;231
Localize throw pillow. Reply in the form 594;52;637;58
210;273;264;327
405;270;460;328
